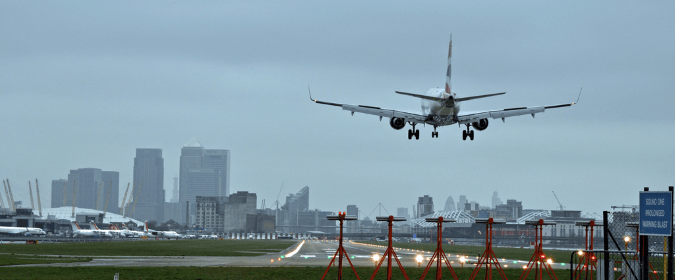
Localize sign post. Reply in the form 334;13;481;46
639;191;673;236
639;189;673;280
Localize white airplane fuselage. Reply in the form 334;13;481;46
421;88;460;120
0;226;46;235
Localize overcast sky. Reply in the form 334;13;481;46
1;1;674;220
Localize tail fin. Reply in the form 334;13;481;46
89;222;100;230
445;34;452;94
144;221;149;232
121;224;129;230
71;221;81;230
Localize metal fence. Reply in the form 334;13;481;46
570;211;674;280
570;250;669;280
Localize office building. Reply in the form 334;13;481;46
416;195;434;218
457;195;467;212
53;168;118;212
132;148;164;222
50;180;67;208
195;191;256;232
444;196;456;212
179;138;230;224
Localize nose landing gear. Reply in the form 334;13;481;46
431;126;438;138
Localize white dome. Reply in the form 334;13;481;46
39;206;143;225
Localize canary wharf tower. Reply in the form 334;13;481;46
179;138;230;225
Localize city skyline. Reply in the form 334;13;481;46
1;1;673;218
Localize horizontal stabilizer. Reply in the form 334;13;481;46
454;92;505;102
395;91;445;102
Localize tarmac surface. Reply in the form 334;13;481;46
7;240;568;270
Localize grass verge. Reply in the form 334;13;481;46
0;266;571;279
0;254;92;266
0;240;297;257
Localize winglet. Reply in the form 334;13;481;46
572;87;582;105
308;85;315;102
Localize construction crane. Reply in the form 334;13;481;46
119;182;131;216
552;191;565;211
35;179;42;217
28;181;35;210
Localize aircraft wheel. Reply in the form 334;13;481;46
469;130;474;141
462;130;467;141
408;129;413;140
415;129;420;140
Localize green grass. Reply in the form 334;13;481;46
0;240;297;257
0;266;572;279
0;254;92;266
358;241;575;264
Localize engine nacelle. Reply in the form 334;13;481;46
472;119;489;131
389;117;406;130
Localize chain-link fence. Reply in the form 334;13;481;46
570;250;668;280
570;211;673;280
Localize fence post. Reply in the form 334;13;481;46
669;186;674;280
603;211;609;280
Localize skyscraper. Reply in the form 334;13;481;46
444;196;456;212
50;180;67;208
491;191;503;209
416;195;434;218
457;195;467;212
171;176;179;203
53;168;118;211
132;148;164;222
179;138;231;224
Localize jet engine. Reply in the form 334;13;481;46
389;117;406;130
472;119;489;131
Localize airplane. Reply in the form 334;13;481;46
70;221;102;237
309;36;580;141
88;222;120;238
120;224;146;238
140;221;183;239
0;226;46;236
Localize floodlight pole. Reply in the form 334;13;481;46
370;215;409;280
321;212;360;280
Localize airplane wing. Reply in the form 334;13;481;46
457;102;576;124
310;94;428;124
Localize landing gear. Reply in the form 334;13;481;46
431;126;438;138
408;123;420;140
462;124;474;141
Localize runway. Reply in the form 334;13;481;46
7;240;568;270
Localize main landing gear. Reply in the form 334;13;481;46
462;124;474;141
431;125;438;138
408;123;420;140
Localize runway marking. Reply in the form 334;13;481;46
299;255;316;258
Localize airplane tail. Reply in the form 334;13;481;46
70;221;81;231
144;221;149;232
445;34;452;94
121;224;130;230
89;222;100;230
